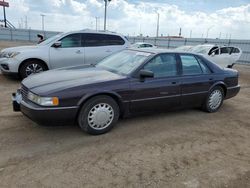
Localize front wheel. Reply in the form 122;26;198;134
203;86;224;113
19;60;47;79
78;95;120;135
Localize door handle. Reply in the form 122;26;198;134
209;78;213;81
171;81;177;85
75;50;81;54
106;49;112;53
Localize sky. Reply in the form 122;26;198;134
3;0;250;39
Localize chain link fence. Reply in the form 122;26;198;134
128;37;250;64
0;28;249;64
0;27;60;42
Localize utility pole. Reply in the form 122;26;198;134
3;2;6;27
95;17;99;31
179;27;182;37
103;0;111;31
189;30;192;38
206;25;214;38
40;14;45;31
156;12;159;38
25;15;28;29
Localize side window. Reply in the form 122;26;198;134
84;34;125;47
144;54;177;78
220;47;229;54
180;55;203;75
104;34;125;45
145;44;153;47
60;34;81;48
84;33;106;47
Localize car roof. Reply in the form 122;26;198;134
128;48;200;56
64;29;124;36
134;42;153;45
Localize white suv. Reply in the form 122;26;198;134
0;30;130;78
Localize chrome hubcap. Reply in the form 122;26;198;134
88;103;114;130
25;64;43;76
208;90;222;110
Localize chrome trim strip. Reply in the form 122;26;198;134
182;91;208;96
130;91;208;102
21;101;78;111
131;94;181;102
227;85;240;90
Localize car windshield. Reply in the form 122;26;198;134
96;50;152;75
37;33;63;46
191;45;212;54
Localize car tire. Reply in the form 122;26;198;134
20;60;47;79
78;95;120;135
203;86;224;113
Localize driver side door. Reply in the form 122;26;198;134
49;33;84;69
129;53;181;113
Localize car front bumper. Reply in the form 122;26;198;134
12;92;79;124
0;57;20;74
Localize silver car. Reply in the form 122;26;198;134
0;30;130;78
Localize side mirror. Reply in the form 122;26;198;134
139;70;154;79
52;41;62;48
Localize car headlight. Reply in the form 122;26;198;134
1;52;20;58
27;92;59;106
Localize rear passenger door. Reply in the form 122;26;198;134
83;33;125;64
179;54;214;107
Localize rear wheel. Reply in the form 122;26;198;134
20;60;47;79
78;95;119;135
203;86;224;113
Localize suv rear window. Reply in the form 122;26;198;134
83;33;125;47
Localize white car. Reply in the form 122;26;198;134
131;42;156;48
0;30;130;78
175;45;193;52
191;44;242;68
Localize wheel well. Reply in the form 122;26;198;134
217;84;227;97
76;93;123;119
18;58;49;75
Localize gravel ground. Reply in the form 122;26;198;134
0;41;250;187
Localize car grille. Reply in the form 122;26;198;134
21;84;29;102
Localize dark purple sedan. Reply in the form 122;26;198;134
12;49;240;135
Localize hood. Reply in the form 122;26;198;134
1;45;42;53
22;65;126;95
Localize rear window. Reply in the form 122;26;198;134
83;33;125;47
232;48;240;53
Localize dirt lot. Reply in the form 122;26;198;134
0;42;250;188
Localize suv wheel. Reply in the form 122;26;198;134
20;60;47;79
78;95;119;135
